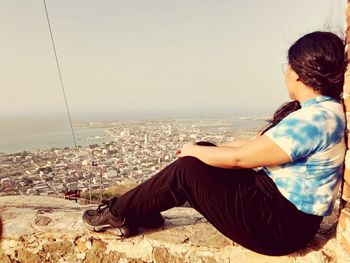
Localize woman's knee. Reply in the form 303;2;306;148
175;156;204;169
173;156;213;184
196;141;217;147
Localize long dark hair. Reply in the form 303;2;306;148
261;31;345;135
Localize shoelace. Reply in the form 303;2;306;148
96;198;127;228
96;199;112;215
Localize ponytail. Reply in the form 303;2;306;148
260;101;301;135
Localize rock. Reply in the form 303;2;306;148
75;237;89;253
153;247;181;263
16;249;41;263
0;196;349;263
338;207;350;253
34;215;52;226
0;214;3;240
146;231;189;245
0;249;12;263
188;222;231;248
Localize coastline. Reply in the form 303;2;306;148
0;116;266;154
0;117;264;199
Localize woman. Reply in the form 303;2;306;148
83;31;346;256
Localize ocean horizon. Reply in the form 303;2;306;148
0;111;269;154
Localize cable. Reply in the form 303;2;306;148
43;0;77;148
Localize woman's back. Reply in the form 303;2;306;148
262;95;346;216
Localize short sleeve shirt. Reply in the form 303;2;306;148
262;95;346;216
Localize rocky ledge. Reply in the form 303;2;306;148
0;196;349;263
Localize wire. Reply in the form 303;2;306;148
43;0;77;148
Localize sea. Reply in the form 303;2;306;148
0;111;269;154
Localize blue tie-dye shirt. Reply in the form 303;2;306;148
262;95;346;216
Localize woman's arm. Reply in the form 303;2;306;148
217;135;258;147
177;135;291;169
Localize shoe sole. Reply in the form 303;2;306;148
83;220;111;232
83;220;136;237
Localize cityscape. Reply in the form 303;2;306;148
0;118;263;202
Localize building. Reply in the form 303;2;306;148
1;178;11;189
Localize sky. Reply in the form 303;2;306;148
0;0;346;119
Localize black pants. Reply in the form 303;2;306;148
110;141;323;256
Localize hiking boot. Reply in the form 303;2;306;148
82;197;136;237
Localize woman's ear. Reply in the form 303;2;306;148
290;69;303;84
289;68;300;82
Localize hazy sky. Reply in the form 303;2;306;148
0;0;346;118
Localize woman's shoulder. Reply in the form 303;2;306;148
273;102;344;140
288;100;344;122
283;106;327;124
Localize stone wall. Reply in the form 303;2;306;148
337;1;350;255
1;196;350;263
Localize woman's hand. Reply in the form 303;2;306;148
175;141;197;158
